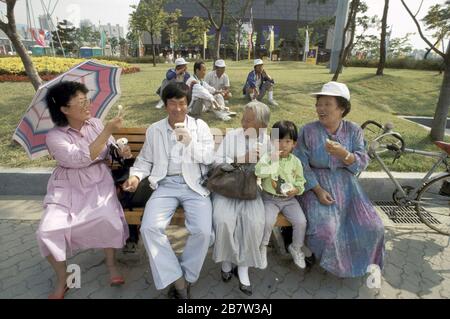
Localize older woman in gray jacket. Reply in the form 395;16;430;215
212;101;271;296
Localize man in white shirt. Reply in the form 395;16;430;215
123;82;214;299
204;59;232;101
187;61;236;121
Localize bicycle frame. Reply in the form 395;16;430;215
370;146;449;202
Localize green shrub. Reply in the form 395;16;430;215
346;57;444;71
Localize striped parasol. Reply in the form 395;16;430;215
13;59;122;159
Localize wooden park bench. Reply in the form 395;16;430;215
112;127;292;228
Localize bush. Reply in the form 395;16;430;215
0;57;140;76
94;55;167;64
346;57;444;71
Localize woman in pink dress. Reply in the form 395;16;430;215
36;81;129;299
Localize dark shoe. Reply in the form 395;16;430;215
305;254;316;267
232;267;252;296
221;269;233;282
168;283;190;299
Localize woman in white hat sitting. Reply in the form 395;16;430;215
243;59;278;106
293;81;385;278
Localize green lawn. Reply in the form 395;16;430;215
0;61;447;171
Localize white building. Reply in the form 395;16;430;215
96;23;124;39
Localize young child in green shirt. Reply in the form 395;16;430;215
255;120;307;269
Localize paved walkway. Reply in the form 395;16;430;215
0;197;450;299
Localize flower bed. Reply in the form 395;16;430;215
0;57;140;82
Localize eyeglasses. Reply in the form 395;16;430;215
69;98;91;109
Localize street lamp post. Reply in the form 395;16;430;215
329;0;350;74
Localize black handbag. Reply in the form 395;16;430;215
110;145;153;209
205;163;257;200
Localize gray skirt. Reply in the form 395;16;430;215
212;192;265;268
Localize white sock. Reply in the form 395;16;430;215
222;261;232;273
268;91;274;100
237;266;250;286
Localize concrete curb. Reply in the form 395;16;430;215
0;168;435;201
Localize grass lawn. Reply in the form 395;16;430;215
0;60;447;171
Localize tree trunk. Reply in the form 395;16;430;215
151;33;156;67
430;54;450;141
214;30;221;60
376;0;389;76
7;29;43;90
332;0;359;81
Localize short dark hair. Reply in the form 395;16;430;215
316;95;351;117
46;81;89;127
193;61;205;74
271;120;298;142
162;82;192;106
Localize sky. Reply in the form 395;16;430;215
2;0;448;51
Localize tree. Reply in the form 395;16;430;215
401;0;450;141
229;0;253;61
422;3;450;60
109;37;118;55
186;16;211;46
332;0;365;81
195;0;227;60
119;37;127;57
52;20;77;55
0;0;42;90
129;0;180;66
376;0;389;76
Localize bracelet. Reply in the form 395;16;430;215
344;152;352;161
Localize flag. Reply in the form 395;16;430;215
304;27;310;61
100;30;107;49
203;31;207;49
31;29;45;46
269;26;274;53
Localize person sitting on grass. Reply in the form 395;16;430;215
255;120;307;270
187;61;236;122
155;58;191;109
243;59;278;106
204;59;232;102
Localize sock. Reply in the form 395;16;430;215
268;91;274;100
222;261;232;273
237;266;250;286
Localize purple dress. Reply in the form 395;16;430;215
36;118;129;262
294;120;384;277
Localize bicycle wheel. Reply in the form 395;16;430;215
416;173;450;236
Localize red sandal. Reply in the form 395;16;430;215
110;276;125;287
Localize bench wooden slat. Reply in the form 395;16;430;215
114;127;292;228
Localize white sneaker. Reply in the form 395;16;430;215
221;115;232;122
155;100;164;109
288;244;306;269
260;245;268;269
268;99;279;107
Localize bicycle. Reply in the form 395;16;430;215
361;120;450;236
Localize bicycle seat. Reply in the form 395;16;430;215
434;141;450;154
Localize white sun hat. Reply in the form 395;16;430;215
254;58;264;66
310;81;351;101
215;59;226;68
175;57;189;66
